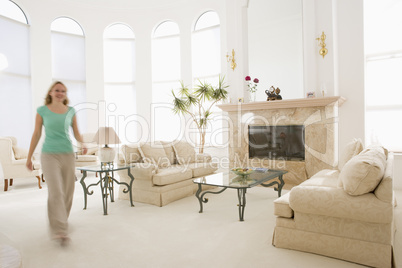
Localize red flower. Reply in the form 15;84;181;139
245;76;251;81
253;78;259;83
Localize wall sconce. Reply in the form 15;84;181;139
226;49;237;71
316;32;328;59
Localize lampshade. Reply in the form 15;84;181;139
94;127;121;145
93;127;121;163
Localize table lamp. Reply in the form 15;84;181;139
94;127;121;163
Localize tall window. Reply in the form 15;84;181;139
364;0;402;152
152;21;181;141
192;11;224;147
0;0;32;148
103;23;136;144
51;17;87;131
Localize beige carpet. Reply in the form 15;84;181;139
0;173;400;268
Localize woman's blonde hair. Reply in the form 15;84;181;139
44;81;69;105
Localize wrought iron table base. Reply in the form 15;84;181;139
195;174;284;221
80;169;135;215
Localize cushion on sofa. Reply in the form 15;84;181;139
273;192;293;218
339;146;387;196
122;143;143;163
186;162;218;177
160;141;177;164
153;165;193;185
338;138;364;171
173;140;196;164
139;142;171;168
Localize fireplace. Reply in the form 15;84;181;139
217;96;345;188
248;125;305;161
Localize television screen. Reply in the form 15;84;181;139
248;125;305;161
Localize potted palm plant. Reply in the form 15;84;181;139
171;75;229;153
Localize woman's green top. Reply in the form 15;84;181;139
37;105;75;153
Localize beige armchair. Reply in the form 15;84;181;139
0;136;43;191
75;133;99;169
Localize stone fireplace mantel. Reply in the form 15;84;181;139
217;96;346;112
218;96;346;189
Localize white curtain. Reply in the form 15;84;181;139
0;16;32;148
152;24;181;142
51;30;87;132
104;28;136;144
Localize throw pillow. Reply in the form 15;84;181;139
138;142;171;168
173;140;196;164
338;138;364;171
160;141;176;165
122;144;143;164
13;146;28;160
339;145;387;196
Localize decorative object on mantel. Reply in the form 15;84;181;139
306;91;315;98
265;86;282;101
316;31;328;59
226;49;237;71
245;75;259;102
171;75;228;153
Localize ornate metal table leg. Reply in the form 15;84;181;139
99;172;108;215
277;175;284;197
195;184;205;213
237;188;247;221
260;174;285;197
195;184;227;213
80;171;88;209
127;169;135;207
108;171;115;202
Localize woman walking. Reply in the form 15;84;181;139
26;81;87;246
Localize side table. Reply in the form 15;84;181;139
77;163;135;215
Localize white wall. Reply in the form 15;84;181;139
13;0;365;153
14;0;230;140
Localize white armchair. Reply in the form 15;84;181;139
75;133;99;169
0;136;43;191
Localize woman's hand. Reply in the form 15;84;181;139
82;145;88;155
26;159;33;171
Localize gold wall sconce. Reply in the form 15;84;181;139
226;49;237;71
316;31;328;59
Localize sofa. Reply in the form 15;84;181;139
272;139;396;268
117;140;218;206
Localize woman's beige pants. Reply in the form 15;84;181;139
41;153;75;237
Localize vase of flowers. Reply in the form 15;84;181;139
245;76;259;102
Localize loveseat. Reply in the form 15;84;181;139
272;139;396;268
117;140;218;206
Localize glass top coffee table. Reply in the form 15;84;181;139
193;168;287;221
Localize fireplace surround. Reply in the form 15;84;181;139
218;96;345;189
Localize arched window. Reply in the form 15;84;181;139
103;23;136;143
51;17;87;131
364;0;402;152
152;21;181;141
0;0;32;147
192;11;224;147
